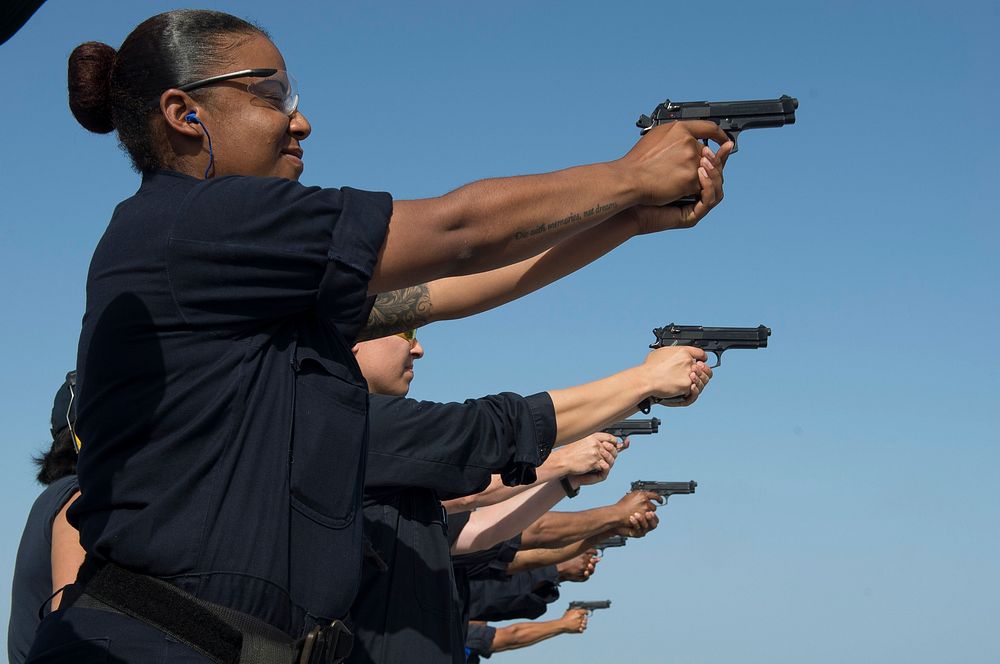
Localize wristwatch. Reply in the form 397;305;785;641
560;476;579;498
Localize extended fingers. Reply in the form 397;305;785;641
716;140;735;166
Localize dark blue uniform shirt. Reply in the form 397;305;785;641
464;623;496;662
7;475;80;664
69;170;391;637
468;566;560;622
452;535;521;645
349;392;555;664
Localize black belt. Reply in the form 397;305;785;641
67;559;352;664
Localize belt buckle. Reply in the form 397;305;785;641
297;620;353;664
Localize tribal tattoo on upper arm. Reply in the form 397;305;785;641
357;284;433;341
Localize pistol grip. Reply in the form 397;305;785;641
667;194;699;208
638;395;687;413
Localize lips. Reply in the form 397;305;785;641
282;147;304;161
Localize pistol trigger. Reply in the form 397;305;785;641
726;130;740;153
638;399;652;415
710;352;722;369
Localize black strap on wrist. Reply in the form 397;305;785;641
560;476;579;498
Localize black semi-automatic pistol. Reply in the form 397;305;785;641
568;600;611;614
593;535;627;557
602;418;660;439
639;324;770;412
637;95;797;205
651;323;770;369
631;480;697;505
637;95;798;153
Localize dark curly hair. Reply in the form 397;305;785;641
33;428;77;485
67;10;267;172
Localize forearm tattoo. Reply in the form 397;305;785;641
512;202;618;241
358;284;433;341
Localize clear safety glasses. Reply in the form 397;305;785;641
176;68;300;116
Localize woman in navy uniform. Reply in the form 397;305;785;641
8;373;84;664
31;8;729;663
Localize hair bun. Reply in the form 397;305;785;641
68;41;117;134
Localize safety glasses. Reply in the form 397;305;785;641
396;329;418;348
175;68;299;116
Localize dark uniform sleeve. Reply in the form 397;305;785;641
366;391;556;495
452;535;521;582
453;534;520;647
465;623;497;659
166;176;391;340
468;566;561;622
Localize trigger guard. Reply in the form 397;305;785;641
726;131;739;153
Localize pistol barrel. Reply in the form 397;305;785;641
568;600;612;611
631;480;697;494
602;417;661;437
643;95;797;129
651;324;771;350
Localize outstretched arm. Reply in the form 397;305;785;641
359;210;636;340
520;490;662;550
442;434;623;514
547;346;710;443
489;611;589;652
506;540;600;575
451;436;619;555
360;141;730;339
451;481;565;555
368;123;730;295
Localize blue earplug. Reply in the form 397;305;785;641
185;112;214;179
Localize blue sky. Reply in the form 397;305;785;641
1;1;998;661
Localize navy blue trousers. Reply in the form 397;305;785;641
26;605;213;664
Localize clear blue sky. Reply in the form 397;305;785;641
1;1;998;661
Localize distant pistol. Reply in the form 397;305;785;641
593;535;627;558
640;323;771;412
631;480;697;505
602;417;660;440
568;600;611;615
